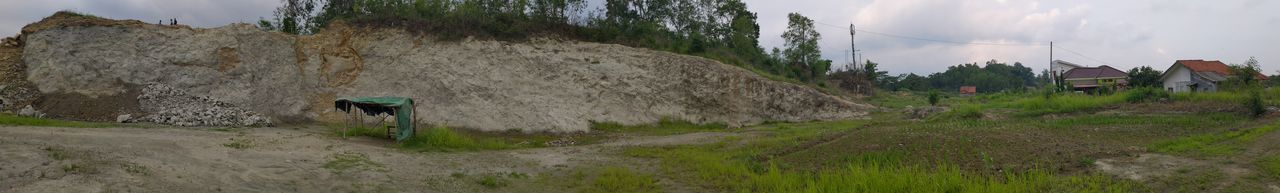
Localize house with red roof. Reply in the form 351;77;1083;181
959;86;977;96
1161;60;1268;92
1062;65;1129;93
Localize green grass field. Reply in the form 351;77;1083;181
602;88;1280;192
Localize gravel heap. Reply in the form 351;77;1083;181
138;84;272;127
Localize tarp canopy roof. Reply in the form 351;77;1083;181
335;97;415;141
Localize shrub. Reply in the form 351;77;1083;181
927;90;941;106
1245;89;1266;118
1124;87;1169;103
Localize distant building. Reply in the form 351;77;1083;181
959;86;977;96
1161;60;1269;92
1062;65;1129;92
1051;60;1083;86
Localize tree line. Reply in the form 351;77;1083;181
867;57;1274;94
869;60;1037;93
262;0;834;84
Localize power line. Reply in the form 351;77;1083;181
812;21;1044;47
1052;44;1115;66
808;20;1120;68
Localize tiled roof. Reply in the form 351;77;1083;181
1175;60;1269;80
1063;65;1127;79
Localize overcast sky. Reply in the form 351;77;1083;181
2;0;1276;75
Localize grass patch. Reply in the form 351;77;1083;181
476;174;509;188
62;163;93;174
331;123;589;152
591;118;727;135
0;114;122;128
1260;155;1280;178
399;126;512;152
1148;122;1280;156
322;152;384;172
931;104;984;120
122;163;150;175
1147;167;1224;193
588;167;660;193
1005;93;1124;116
43;146;71;160
622;118;1138;192
222;138;253;149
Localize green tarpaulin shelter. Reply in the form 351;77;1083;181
334;97;415;141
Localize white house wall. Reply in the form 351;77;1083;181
1163;66;1193;92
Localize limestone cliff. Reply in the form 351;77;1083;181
5;12;872;132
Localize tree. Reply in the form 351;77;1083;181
781;13;822;82
266;0;320;34
1126;66;1163;88
1224;57;1263;90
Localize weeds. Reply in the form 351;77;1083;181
931;105;984;120
589;167;659;193
399;126;510;152
476;175;508;188
1148;122;1280;156
591;117;727;135
1124;87;1169;103
323;152;384;172
123;163;149;175
44;146;70;160
1006;93;1123;116
222;138;253;149
0;114;122;128
1261;155;1280;178
62;163;92;174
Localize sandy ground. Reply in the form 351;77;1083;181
0;126;732;193
1094;126;1280;193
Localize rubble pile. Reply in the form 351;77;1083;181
138;84;271;126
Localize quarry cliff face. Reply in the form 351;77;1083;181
7;13;872;132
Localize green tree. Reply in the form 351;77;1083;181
1224;57;1263;90
781;13;822;82
266;0;320;34
1126;66;1163;88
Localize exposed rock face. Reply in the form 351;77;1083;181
13;12;872;132
137;84;271;127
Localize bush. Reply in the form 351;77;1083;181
932;105;984;120
1007;93;1125;116
927;90;940;106
1246;89;1266;118
1124;87;1169;103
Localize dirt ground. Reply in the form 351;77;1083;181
0;125;731;193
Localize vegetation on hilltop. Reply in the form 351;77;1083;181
260;0;837;85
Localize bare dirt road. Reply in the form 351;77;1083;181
0;126;730;192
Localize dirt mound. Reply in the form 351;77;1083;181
33;86;143;122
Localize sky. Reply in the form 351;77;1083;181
1;0;1276;75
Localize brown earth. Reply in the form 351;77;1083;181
0;125;733;192
33;85;144;122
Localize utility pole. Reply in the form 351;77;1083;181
1049;41;1055;87
850;24;858;71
